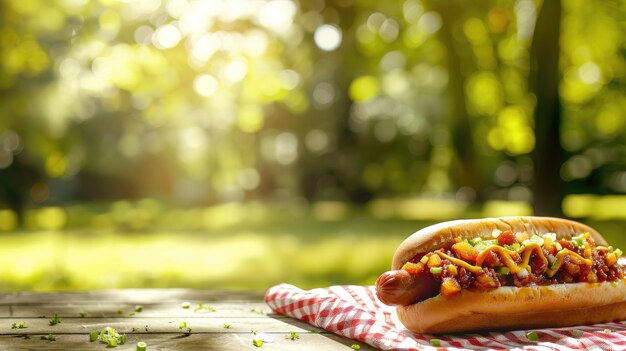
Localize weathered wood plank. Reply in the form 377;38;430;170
0;307;9;317
4;302;271;318
0;316;320;334
0;332;376;350
0;289;371;350
0;289;265;304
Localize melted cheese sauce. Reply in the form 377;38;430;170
435;236;595;277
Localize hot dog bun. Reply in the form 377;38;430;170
398;271;626;333
389;217;625;333
392;216;605;270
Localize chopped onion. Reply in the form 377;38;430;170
517;268;529;278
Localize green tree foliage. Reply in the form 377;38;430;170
0;0;624;217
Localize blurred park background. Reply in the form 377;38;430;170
0;0;624;291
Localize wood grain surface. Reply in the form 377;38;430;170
0;289;374;350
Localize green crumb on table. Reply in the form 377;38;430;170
41;334;56;341
253;339;263;347
178;321;192;335
48;314;61;326
430;339;441;346
571;329;584;337
137;341;147;351
79;312;87;317
526;331;539;341
11;321;27;329
604;329;613;333
132;327;141;332
90;326;126;347
194;303;216;312
285;331;300;340
351;344;361;350
181;302;191;309
135;305;143;312
223;324;232;329
250;308;265;315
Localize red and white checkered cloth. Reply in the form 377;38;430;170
265;283;626;350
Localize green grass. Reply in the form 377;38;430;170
0;216;425;291
0;214;623;291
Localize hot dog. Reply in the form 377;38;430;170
375;216;626;333
375;270;438;306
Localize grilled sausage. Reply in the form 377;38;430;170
375;270;439;306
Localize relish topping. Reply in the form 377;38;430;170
402;231;624;297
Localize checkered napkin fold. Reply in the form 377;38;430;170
265;283;626;350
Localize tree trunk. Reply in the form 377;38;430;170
530;0;564;216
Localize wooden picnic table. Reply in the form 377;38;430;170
0;289;375;350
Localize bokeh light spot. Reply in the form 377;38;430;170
578;62;602;85
417;11;442;34
258;0;296;34
193;74;218;97
312;82;336;107
153;24;181;49
36;207;68;230
595;106;622;136
349;76;379;102
314;24;342;51
134;25;154;45
275;132;298;165
222;58;248;84
305;129;329;153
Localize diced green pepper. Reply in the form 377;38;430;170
469;238;482;246
497;266;510;275
429;267;443;274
